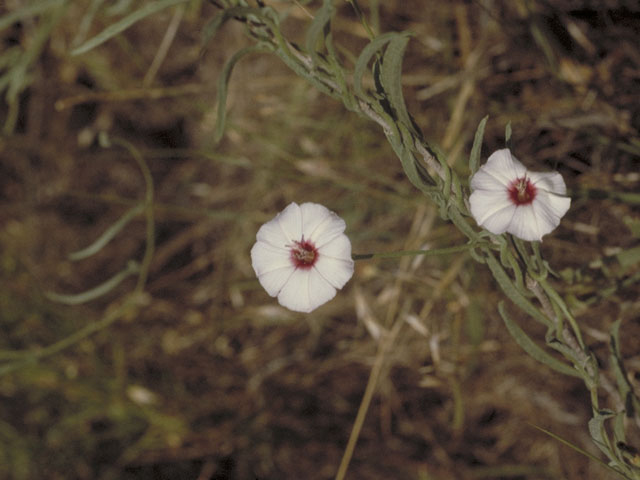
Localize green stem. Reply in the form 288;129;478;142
345;0;376;40
110;137;155;293
352;243;477;261
0;295;140;376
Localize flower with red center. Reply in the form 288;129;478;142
469;149;571;241
251;202;354;312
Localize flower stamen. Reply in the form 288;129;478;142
289;237;318;269
508;175;537;205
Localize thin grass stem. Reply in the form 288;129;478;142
352;243;478;261
334;320;404;480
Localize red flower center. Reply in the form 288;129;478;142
290;239;318;269
508;176;537;205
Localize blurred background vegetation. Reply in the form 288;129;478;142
1;0;639;478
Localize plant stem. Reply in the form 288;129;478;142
352;243;476;261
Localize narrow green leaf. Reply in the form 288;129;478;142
46;261;140;305
305;0;334;66
325;32;354;109
106;0;134;16
202;6;273;48
353;32;396;99
449;206;482;243
485;250;552;327
589;410;617;461
380;33;420;137
201;9;234;47
4;0;63;134
538;277;585;348
352;243;476;261
214;45;267;143
392;124;437;196
498;302;581;378
609;318;640;421
469;115;488;175
274;48;338;99
0;0;64;32
71;0;189;55
505;121;512;147
613;410;626;445
346;0;375;39
529;423;627;477
503;244;525;291
451;172;465;210
69;204;144;261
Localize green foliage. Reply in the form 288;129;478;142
0;0;64;32
305;0;334;68
214;45;268;143
484;250;551;328
379;33;419;138
504;121;512;148
0;0;66;134
469;115;488;175
68;204;145;261
46;261;140;305
498;302;580;378
610;319;640;427
353;31;396;100
70;0;190;56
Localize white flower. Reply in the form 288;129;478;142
469;149;571;242
250;202;354;313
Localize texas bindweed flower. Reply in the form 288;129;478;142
250;202;354;313
469;149;571;242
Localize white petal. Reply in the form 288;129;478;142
277;268;336;313
299;202;332;236
469;189;516;234
482;206;518;235
255;202;302;248
300;203;347;248
536;190;571;220
256;265;296;297
470;166;510;191
314;256;354;289
307;268;339;310
317;233;352;260
251;241;291;276
274;202;303;244
255;216;290;249
477;149;527;187
507;205;544;241
315;233;354;289
505;190;571;242
518;192;571;241
528;171;567;195
251;240;295;297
